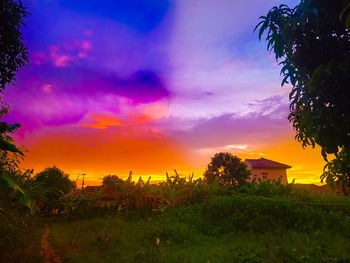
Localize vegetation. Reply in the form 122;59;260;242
0;0;28;91
1;0;350;262
204;152;251;186
321;148;350;195
256;0;350;191
0;0;29;153
33;166;76;214
46;192;350;263
1;156;350;262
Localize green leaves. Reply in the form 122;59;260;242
256;0;350;168
340;2;350;29
0;104;23;154
0;0;29;91
1;174;38;214
321;147;350;195
204;152;251;186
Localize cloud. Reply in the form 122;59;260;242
79;103;169;129
164;95;291;150
80;114;124;129
3;65;170;131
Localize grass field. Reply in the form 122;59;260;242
45;194;350;263
2;175;350;263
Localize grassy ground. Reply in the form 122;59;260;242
47;194;350;263
0;215;44;263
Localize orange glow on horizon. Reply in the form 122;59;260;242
20;127;326;186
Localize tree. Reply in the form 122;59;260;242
204;152;251;186
321;148;350;194
102;175;124;186
0;0;29;154
34;166;75;214
256;0;350;190
0;0;29;91
0;103;21;153
34;166;75;194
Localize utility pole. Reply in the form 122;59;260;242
81;173;86;189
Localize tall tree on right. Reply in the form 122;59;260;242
256;0;350;192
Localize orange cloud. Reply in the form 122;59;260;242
79;114;124;129
80;104;169;129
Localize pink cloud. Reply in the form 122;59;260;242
80;40;93;51
50;45;74;67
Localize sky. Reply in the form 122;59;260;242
3;0;326;185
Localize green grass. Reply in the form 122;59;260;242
0;214;44;263
3;176;350;262
47;194;350;263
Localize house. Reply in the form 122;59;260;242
244;158;291;185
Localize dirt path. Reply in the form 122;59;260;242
41;224;62;263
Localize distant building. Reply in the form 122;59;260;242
244;158;291;185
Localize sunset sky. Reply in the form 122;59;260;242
3;0;326;185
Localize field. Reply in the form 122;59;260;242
2;174;350;263
46;194;350;263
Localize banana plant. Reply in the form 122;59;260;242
1;174;38;215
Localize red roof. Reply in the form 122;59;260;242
245;158;291;169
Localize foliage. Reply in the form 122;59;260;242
102;174;124;187
154;171;212;207
34;166;75;195
135;238;161;263
0;0;28;154
0;159;41;262
256;0;350;159
204;152;251;186
321;148;350;195
341;1;350;29
47;193;350;263
34;166;75;214
0;0;29;91
0;207;42;263
239;177;294;197
0;103;22;153
1;174;38;214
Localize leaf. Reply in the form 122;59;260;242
345;14;350;30
1;174;38;214
281;75;289;86
253;20;264;33
258;21;268;40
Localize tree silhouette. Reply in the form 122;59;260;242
0;0;29;91
34;166;75;195
204;152;250;186
321;148;350;195
33;166;75;213
0;103;21;153
102;175;124;186
256;0;350;190
0;0;29;154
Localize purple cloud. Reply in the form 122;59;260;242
3;64;170;131
163;95;291;149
